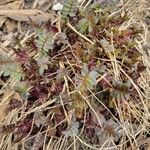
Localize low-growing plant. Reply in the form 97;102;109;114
0;1;149;150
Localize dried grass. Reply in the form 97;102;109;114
0;0;149;150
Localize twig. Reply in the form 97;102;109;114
67;22;94;45
0;9;44;15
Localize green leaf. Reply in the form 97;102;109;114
3;70;11;76
76;64;99;90
81;64;89;76
0;54;23;81
14;82;28;94
100;39;115;53
63;121;79;137
36;55;49;75
61;0;78;19
78;18;89;33
111;80;131;100
35;29;53;53
89;70;99;79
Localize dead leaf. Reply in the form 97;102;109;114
75;108;83;119
0;9;43;16
51;107;62;115
0;16;7;27
8;14;51;24
0;0;16;5
91;109;106;127
47;128;57;136
34;111;48;127
0;0;21;27
0;105;7;123
33;134;44;150
0;1;21;10
72;93;88;111
0;8;51;24
71;92;88;119
2;39;12;47
2;32;14;47
35;0;47;6
5;19;17;32
24;139;34;150
32;0;48;8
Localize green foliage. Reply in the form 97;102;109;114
35;29;53;54
0;54;23;81
111;80;131;100
14;82;28;94
35;29;53;75
36;55;50;75
100;39;115;53
77;18;89;34
76;64;99;91
1;2;147;149
14;82;29;100
63;121;79;137
115;46;142;65
61;0;78;19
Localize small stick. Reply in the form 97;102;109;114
67;22;94;45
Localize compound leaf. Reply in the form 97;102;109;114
61;0;78;19
0;54;23;81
